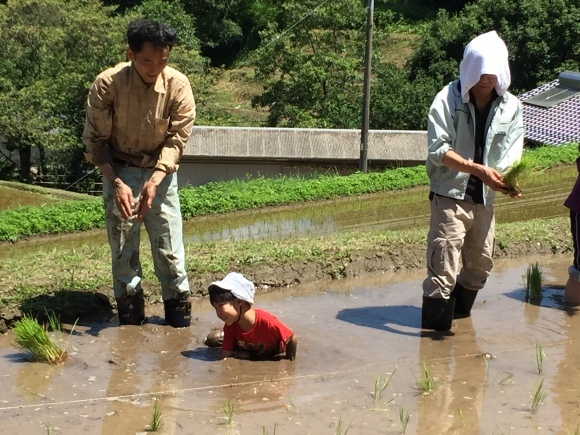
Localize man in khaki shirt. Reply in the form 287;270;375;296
83;19;195;327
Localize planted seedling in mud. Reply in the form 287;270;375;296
499;372;514;386
524;262;543;305
334;417;351;435
399;407;411;434
372;370;396;409
222;399;235;427
12;311;76;364
536;343;545;375
262;423;277;435
149;398;164;432
413;362;435;395
529;378;548;414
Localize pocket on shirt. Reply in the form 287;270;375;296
153;118;170;145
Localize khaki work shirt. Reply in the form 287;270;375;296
83;62;196;174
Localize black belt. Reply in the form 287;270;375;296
112;158;147;169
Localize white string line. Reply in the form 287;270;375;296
0;367;357;412
259;0;333;52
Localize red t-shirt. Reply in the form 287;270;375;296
222;308;294;357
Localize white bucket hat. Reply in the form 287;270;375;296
209;272;255;304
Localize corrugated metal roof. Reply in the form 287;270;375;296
519;73;580;145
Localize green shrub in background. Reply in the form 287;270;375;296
0;143;576;242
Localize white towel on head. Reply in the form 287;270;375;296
459;31;511;103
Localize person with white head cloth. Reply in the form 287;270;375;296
207;272;297;360
421;31;524;331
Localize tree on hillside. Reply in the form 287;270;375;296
0;0;128;182
181;0;284;66
407;0;580;93
251;0;369;128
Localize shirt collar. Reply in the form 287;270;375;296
128;63;167;94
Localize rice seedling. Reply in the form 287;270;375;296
502;153;542;196
458;408;465;426
284;397;298;413
149;398;163;432
45;426;54;435
413;362;435;395
564;425;580;435
335;417;351;435
262;423;277;435
499;372;514;386
529;378;548;414
399;407;410;434
535;343;545;375
524;262;543;305
222;399;235;427
12;313;68;364
372;369;396;409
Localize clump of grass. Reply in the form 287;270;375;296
413;362;435;395
149;398;163;432
12;312;69;364
372;370;396;409
399;407;410;434
529;378;548;414
222;399;235;427
536;343;545;375
524;262;544;305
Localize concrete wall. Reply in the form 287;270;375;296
178;127;427;187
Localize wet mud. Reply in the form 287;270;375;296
1;254;579;434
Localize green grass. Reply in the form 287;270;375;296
0;143;576;242
0;215;574;311
12;312;70;364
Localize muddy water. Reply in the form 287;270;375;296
0;254;578;434
1;166;576;259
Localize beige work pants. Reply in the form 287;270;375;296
422;194;495;298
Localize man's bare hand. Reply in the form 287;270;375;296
477;165;508;194
113;179;135;220
135;169;166;220
135;181;157;220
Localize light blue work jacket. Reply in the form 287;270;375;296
426;80;524;206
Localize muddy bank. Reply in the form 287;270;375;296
1;229;572;332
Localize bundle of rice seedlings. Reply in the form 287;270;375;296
12;313;68;364
524;262;544;305
502;160;531;196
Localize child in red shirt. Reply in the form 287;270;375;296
207;272;297;360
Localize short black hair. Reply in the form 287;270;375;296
209;285;238;305
127;19;177;53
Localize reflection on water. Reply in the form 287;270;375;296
1;166;576;258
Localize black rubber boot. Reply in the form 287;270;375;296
116;291;145;325
164;295;192;328
451;283;479;319
421;296;455;331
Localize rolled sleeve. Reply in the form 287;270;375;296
156;80;196;174
83;76;114;166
